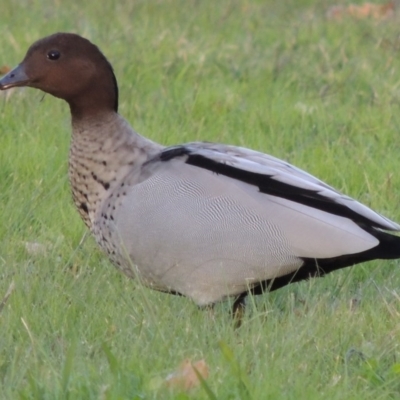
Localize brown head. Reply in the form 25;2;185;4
0;32;119;119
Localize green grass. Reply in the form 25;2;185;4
1;0;400;398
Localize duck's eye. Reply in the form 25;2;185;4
47;50;60;61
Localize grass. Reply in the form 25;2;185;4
1;0;400;398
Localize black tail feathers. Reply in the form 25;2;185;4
255;228;400;293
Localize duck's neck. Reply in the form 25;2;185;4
67;64;119;119
69;112;163;229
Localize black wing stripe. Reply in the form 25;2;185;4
159;146;189;161
158;145;387;229
184;152;385;229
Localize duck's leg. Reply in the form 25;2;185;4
232;294;247;328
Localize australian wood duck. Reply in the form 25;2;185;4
1;33;400;316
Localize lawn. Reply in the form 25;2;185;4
1;0;400;398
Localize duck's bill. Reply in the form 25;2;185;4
0;64;28;90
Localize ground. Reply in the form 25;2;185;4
1;0;400;398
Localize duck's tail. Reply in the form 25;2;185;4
257;228;400;293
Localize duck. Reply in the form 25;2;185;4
1;32;400;318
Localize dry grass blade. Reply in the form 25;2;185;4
0;281;15;314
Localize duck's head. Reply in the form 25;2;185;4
0;32;119;117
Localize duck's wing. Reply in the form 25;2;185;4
155;142;400;232
114;142;400;303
